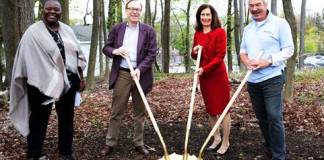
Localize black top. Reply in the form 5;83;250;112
47;28;66;64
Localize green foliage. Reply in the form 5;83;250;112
305;23;321;53
294;68;322;105
69;18;79;26
295;68;324;81
154;72;193;81
305;12;324;53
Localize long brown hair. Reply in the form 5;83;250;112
195;4;221;31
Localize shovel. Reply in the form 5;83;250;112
183;46;203;160
159;47;203;160
197;51;264;159
125;58;170;160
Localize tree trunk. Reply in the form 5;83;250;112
37;0;44;20
1;0;19;87
0;19;3;89
160;0;164;43
234;0;242;71
99;1;104;78
282;0;298;102
144;0;151;25
152;0;159;73
100;0;108;80
239;0;244;39
116;0;122;23
226;0;233;73
60;0;69;24
184;0;191;73
271;0;277;16
152;0;157;28
17;0;34;36
86;0;100;89
162;0;170;73
104;0;116;80
83;0;90;25
298;0;306;69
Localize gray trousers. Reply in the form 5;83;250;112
106;70;146;146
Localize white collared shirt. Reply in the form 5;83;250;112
120;23;139;68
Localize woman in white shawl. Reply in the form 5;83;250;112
9;0;87;159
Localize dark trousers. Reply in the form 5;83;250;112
247;75;286;160
26;84;76;158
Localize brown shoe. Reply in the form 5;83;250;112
101;145;113;156
135;145;149;155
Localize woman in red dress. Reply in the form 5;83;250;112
191;4;231;155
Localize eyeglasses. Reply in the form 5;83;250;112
126;7;142;12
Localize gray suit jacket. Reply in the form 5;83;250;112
102;22;158;94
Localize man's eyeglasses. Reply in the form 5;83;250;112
126;7;142;12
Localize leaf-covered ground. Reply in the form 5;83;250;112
0;73;323;159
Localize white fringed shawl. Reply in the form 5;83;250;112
9;21;87;137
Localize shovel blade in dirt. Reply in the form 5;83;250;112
158;153;200;160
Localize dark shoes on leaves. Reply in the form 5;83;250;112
101;145;149;156
101;145;114;156
58;152;76;160
135;145;149;155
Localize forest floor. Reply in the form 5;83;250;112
0;69;323;160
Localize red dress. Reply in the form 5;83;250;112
191;28;230;116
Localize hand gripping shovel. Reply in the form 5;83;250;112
197;51;264;159
125;58;170;160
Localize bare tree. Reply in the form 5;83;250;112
162;0;170;73
116;0;123;23
144;0;152;25
234;0;243;71
271;0;277;15
0;0;34;87
83;0;91;25
152;0;158;28
282;0;298;102
239;0;244;38
152;0;160;72
60;0;69;24
86;0;100;89
104;0;116;79
299;0;306;69
17;0;34;36
184;0;191;73
37;0;44;20
99;0;104;77
0;18;3;89
226;0;233;72
160;0;164;42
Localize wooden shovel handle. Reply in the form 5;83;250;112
125;58;170;160
183;46;202;160
197;51;264;159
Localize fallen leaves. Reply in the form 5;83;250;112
0;73;323;159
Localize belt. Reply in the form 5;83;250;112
120;67;135;72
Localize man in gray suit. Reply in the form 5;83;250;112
101;0;158;156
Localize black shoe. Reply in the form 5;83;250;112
27;154;49;160
215;146;230;156
205;141;221;152
101;145;114;156
205;146;218;152
135;145;149;155
59;153;76;160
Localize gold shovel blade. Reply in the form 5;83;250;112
158;153;200;160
